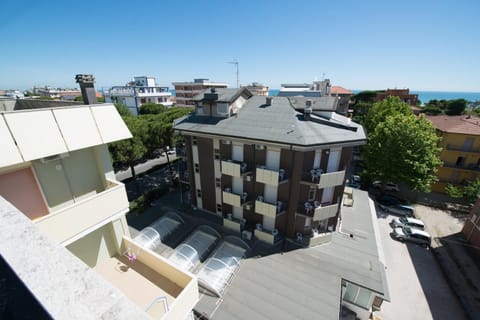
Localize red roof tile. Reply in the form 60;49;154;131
330;86;352;95
425;115;480;135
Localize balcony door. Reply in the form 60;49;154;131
322;148;341;204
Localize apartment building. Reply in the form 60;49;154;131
172;78;228;108
0;101;198;319
462;196;480;256
241;82;269;96
331;85;353;115
376;88;418;106
174;88;366;245
278;79;331;97
104;76;173;115
426;115;480;193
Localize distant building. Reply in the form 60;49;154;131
172;78;228;108
104;76;173;115
331;85;353;115
278;79;331;97
241;82;269;96
462;196;480;256
425;114;480;193
376;88;418;107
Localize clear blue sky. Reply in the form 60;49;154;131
1;0;479;92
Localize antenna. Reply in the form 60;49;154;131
227;60;239;88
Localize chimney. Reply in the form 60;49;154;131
305;100;312;120
266;97;272;106
75;74;97;105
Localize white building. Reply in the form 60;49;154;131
278;79;331;97
172;78;228;108
105;76;173;115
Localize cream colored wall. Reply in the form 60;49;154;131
67;222;117;268
35;181;129;243
94;145;116;183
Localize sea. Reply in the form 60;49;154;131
266;89;480;103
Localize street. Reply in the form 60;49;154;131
376;208;467;320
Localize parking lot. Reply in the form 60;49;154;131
375;205;467;320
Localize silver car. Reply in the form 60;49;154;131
392;226;431;246
379;203;414;216
390;217;425;230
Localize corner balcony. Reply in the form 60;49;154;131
221;160;250;178
254;224;280;245
297;201;338;221
446;144;480;154
35;179;129;243
255;166;287;186
255;197;286;218
300;168;345;189
95;236;198;320
223;213;245;233
443;161;480;172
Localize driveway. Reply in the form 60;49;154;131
375;208;467;320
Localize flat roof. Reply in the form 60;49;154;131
174;95;366;148
195;190;389;320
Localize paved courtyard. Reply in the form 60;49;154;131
375;205;467;320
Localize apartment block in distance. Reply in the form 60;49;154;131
426;114;480;193
104;76;173;115
174;88;366;245
241;82;269;96
172;78;228;107
0;94;198;318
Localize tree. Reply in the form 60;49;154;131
364;113;442;192
139;103;166;115
114;103;132;117
363;96;412;134
108;117;147;180
351;101;373;125
445;99;467;115
446;179;480;204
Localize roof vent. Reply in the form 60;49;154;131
211;88;216;93
305;100;313;120
266;97;272;106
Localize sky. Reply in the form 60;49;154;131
1;0;479;92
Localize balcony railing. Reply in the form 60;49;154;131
255;198;285;218
221;160;250;178
254;225;279;244
443;162;480;172
297;201;338;221
222;188;249;207
35;180;129;243
446;144;480;154
301;169;345;189
223;214;245;232
255;166;287;186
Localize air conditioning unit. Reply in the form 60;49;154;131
245;175;253;182
40;152;69;163
222;140;231;144
255;144;265;150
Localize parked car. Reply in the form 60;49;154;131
392;226;431;246
379;203;415;216
372;181;400;192
390;217;425;230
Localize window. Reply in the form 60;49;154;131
140;98;146;104
214;149;220;160
215;178;221;187
216;204;222;212
194;163;199;173
197;189;202;197
343;282;372;310
456;156;466;166
192;137;197;145
308;186;316;201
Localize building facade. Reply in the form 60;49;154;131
0;103;198;319
426;115;480;193
104;76;173;115
462;196;480;256
376;88;418;106
278;79;331;97
172;78;228;108
241;82;269;96
174;89;366;244
331;85;353;115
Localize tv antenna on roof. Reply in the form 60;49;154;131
227;60;239;88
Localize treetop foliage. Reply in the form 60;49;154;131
363;96;412;134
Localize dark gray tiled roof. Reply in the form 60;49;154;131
193;88;251;103
195;190;389;320
174;96;366;147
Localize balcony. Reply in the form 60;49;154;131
254;225;279;244
297;201;338;221
301;169;345;189
255;197;285;218
95;236;198;320
256;166;287;186
446;144;480;154
221;160;250;178
443;162;480;172
35;180;129;243
222;188;249;208
223;214;245;232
